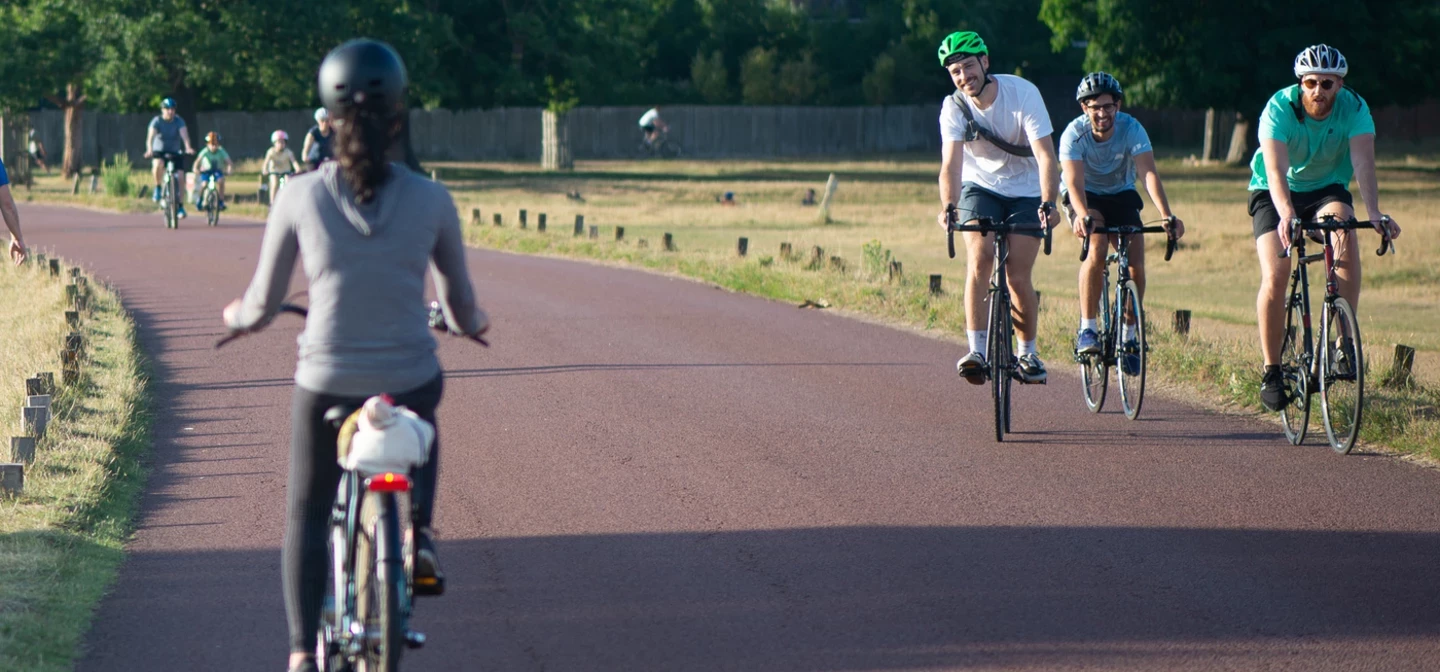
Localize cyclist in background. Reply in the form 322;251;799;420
1250;44;1402;411
639;107;668;148
935;30;1061;385
263;130;303;204
143;97;196;218
301;107;335;171
221;39;488;672
1060;72;1185;368
28;130;49;174
193;131;233;210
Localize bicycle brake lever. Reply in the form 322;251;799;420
1078;216;1092;263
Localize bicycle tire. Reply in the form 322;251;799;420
1278;292;1310;445
1080;279;1110;413
162;178;175;229
355;492;404;672
660;140;683;159
988;284;1011;442
1319;297;1363;453
1116;280;1147;420
205;188;219;227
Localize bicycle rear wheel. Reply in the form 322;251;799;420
660;140;683;159
355;492;404;672
1115;281;1147;420
205;189;219;227
1278;293;1310;445
988;289;1012;442
1319;297;1363;453
1079;281;1110;413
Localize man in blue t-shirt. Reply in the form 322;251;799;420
1059;72;1185;365
0;158;28;265
1249;45;1403;411
144;97;196;218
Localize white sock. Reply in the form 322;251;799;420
1122;324;1136;341
967;330;988;356
1017;340;1037;357
1080;318;1098;333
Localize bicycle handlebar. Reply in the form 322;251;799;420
1080;216;1178;263
1279;215;1395;259
945;205;1051;259
216;302;489;349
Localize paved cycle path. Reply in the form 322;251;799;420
25;203;1439;671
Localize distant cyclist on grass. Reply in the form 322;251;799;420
1060;72;1185;367
1250;44;1402;411
935;30;1061;385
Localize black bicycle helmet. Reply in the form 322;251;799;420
317;39;409;119
1075;72;1123;102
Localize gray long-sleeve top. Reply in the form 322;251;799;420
227;162;487;396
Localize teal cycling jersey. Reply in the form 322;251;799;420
1248;85;1375;193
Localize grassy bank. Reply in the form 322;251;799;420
0;259;151;671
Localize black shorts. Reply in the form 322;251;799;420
153;151;191;172
1063;189;1143;229
1248;184;1352;239
641;124;656;134
957;183;1044;238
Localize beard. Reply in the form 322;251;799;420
1302;94;1335;118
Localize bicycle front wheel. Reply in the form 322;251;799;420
1080;281;1110;413
988;289;1013;442
1115;280;1147;420
205;190;219;227
1320;297;1364;453
355;492;405;672
660;140;683;159
1278;292;1310;445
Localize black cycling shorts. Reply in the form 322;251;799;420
957;183;1044;238
1063;189;1144;230
153;151;191;172
1249;184;1352;239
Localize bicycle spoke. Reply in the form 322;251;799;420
1116;281;1147;420
1320;298;1364;453
1278;293;1311;445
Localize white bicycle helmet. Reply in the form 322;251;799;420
314;107;329;122
271;130;288;143
1294;44;1348;78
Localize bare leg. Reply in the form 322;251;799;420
1077;210;1110;320
1255;231;1292;366
1005;234;1043;342
962;228;997;337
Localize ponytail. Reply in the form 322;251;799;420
334;105;403;204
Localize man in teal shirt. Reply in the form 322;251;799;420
1249;44;1402;411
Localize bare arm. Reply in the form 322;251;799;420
145;127;157;156
179;125;194;153
430;193;488;336
1031;135;1061;229
224;209;299;331
938;141;964;229
1061;158;1088;236
1134;151;1183;238
301;135;314;169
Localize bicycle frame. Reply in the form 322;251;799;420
1078;218;1176;363
1281;215;1394;375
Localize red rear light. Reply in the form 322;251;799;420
366;472;411;492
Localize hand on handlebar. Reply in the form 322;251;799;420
1373;214;1401;240
1164;215;1186;241
1038;201;1059;232
1276;213;1300;252
1071;209;1091;239
937;203;959;232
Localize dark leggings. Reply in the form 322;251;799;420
284;373;443;653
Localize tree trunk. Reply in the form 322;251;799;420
542;110;572;170
62;82;85;178
1201;108;1219;161
1225;110;1254;166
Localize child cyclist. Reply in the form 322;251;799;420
194;132;233;210
263;130;302;204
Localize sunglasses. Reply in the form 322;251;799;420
1302;78;1337;90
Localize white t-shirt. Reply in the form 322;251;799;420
939;74;1053;198
639;108;660;127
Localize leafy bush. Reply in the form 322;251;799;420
740;47;778;104
862;53;897;105
100;153;132;197
691;50;731;104
862;239;893;279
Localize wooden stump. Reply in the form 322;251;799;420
1173;309;1192;337
589;226;599;240
889;260;903;283
737;237;749;257
25;377;43;396
66;310;79;328
470;208;480;227
38;372;55;394
808;246;824;270
663;233;675;252
48;258;59;277
493;213;502;227
0;463;22;496
574;215;585;237
1387;344;1416;388
780;242;793;259
929;274;943;295
615;227;625;242
537;213;547;232
21;406;47;439
10;437;35;464
519;209;528;230
829;256;846;272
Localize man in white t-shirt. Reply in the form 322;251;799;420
639;108;668;147
936;31;1061;385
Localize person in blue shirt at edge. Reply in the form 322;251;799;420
1059;72;1185;374
1250;44;1402;411
143;97;197;218
0;157;28;265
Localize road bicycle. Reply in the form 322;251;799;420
199;172;224;227
155;152;186;229
218;302;487;671
946;204;1054;442
1074;216;1177;420
636;129;683;159
1276;214;1395;454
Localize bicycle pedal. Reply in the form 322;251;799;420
405;631;427;649
413;575;445;597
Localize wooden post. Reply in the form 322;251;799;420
1173;309;1192;337
70;267;80;278
38;372;54;394
26;377;43;396
808;245;824;269
0;463;22;496
48;258;59;277
21;406;47;439
929;274;943;295
35;252;45;268
663;233;675;252
829;256;846;272
889;260;903;282
65;310;79;328
1388;344;1416;388
780;242;792;259
541;109;574;171
10;437;35;464
614;226;624;242
737;237;748;257
72;174;82;195
470;208;480;227
492;213;502;227
637;239;649;249
65;284;77;304
537;213;547;232
574;215;585;237
66;332;83;356
89;174;99;195
519;209;528;230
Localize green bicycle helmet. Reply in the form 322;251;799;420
938;31;988;67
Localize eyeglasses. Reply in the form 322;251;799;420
1084;103;1117;113
1302;78;1336;90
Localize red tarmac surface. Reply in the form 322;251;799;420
24;203;1439;670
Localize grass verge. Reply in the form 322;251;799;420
0;258;151;671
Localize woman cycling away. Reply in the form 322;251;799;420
220;39;488;672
